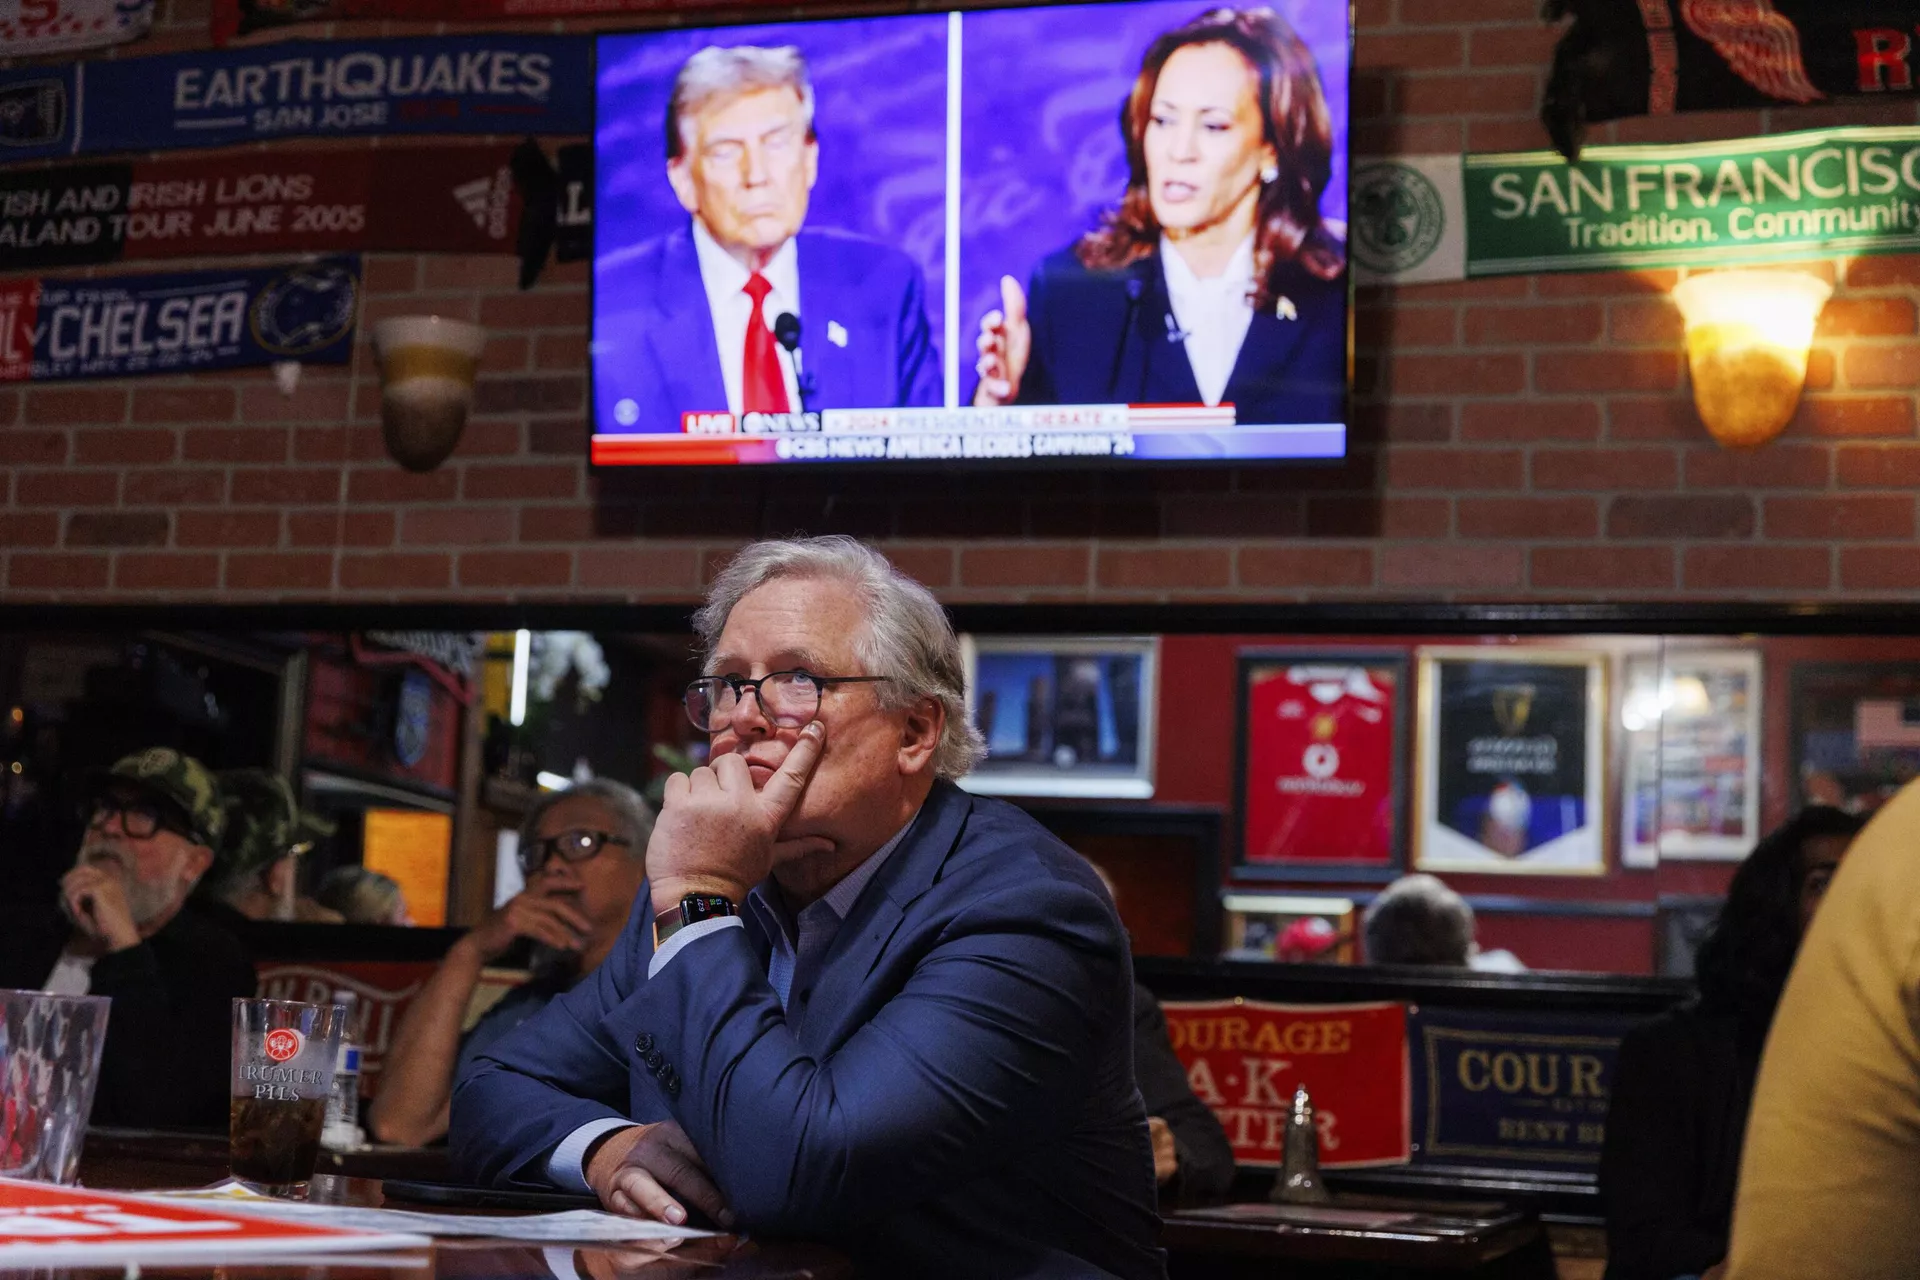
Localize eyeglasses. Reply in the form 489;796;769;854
682;670;891;733
83;797;191;842
520;828;630;877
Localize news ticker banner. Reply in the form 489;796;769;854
1408;1008;1634;1170
1353;124;1920;287
0;256;359;384
1161;999;1410;1170
2;0;153;57
590;408;1347;467
0;36;588;163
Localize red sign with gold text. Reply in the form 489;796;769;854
1162;999;1410;1168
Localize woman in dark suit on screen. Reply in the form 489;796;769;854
973;7;1346;423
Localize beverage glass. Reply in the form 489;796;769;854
230;998;345;1196
0;989;110;1184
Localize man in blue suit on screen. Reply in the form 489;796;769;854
597;47;943;432
453;537;1165;1279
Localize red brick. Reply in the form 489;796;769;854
1764;495;1914;540
225;553;335;591
1843;344;1920;388
877;546;955;590
124;469;227;506
1352;402;1453;444
0;388;18;425
1799;396;1914;437
1237;546;1375;588
1607;495;1754;539
1397;0;1528;22
1356;30;1464;67
24;387;127;425
1845;256;1920;289
1459;402;1600;442
1464;119;1556;153
340;553;454;590
231;468;343;504
1535;270;1678;299
8;553;109;590
533;333;590;370
1533;448;1679;490
1398;72;1538;116
0;513;59;548
576;546;704;591
1370;277;1530;303
1609;396;1707;442
1841;547;1920;591
1389;353;1526;396
402;508;516;545
1305;496;1451;538
74;428;176;466
1683;546;1830;590
419;256;518;291
1356;305;1458;352
1805;347;1835;389
289;510;395;548
1530;547;1676;591
132;386;237;423
1458;497;1599;539
65;513;167;548
1536;351;1682;394
242;380;354;423
1383;446;1525;490
294;425;387;464
363;256;421;291
519;505;595;543
959;546;1090;589
1159;496;1299;537
1463;304;1602;346
1609;299;1684;345
175;511;281;548
1819;298;1917;337
1097;548;1231;590
115;553;220;591
347;469;459;503
183;426;291;463
1686;445;1831;488
1380;544;1524;590
11;471;118;506
477;291;587;330
462;464;580;501
450;421;523;459
457;550;574;588
473;377;583;415
0;430;68;466
482;335;532;371
360;293;480;326
1468;26;1558;66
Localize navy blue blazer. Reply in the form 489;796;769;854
1013;245;1347;426
451;781;1166;1280
595;224;943;434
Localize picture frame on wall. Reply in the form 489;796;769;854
959;635;1158;799
1413;647;1608;876
1789;663;1920;816
1220;893;1358;964
1620;649;1763;867
1233;649;1408;883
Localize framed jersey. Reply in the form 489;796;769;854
1234;650;1408;881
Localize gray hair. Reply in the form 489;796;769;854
666;45;815;162
1363;874;1474;967
518;778;654;863
693;536;987;780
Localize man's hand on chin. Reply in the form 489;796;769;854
647;722;825;912
584;1122;734;1229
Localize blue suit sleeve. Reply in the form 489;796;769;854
894;261;944;407
613;877;1125;1234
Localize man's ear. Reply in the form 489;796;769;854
183;842;216;889
898;696;944;776
667;156;699;217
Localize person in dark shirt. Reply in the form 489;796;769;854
1600;806;1865;1280
0;748;256;1130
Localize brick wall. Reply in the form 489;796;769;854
6;0;1920;604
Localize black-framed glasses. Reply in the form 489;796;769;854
82;797;190;842
521;828;629;877
683;670;892;733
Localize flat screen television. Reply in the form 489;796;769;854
589;0;1350;467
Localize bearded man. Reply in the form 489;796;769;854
0;748;257;1129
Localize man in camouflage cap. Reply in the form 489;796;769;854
206;768;342;925
0;746;257;1130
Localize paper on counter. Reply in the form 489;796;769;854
131;1192;713;1244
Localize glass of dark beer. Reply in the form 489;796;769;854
230;998;345;1196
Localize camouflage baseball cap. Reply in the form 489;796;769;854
100;747;226;849
215;768;337;880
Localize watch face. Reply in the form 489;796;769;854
682;893;738;923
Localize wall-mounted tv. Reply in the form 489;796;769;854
589;0;1350;467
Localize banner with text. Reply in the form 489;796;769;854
1353;125;1920;286
1409;1008;1632;1170
0;257;359;384
1162;999;1410;1169
0;147;519;272
0;36;589;162
1;0;152;56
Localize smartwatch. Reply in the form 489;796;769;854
652;893;739;949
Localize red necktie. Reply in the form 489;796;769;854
741;272;789;413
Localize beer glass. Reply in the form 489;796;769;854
0;989;110;1184
230;998;345;1195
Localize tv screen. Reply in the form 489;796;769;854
590;0;1350;467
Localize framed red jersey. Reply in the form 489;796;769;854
1235;651;1408;880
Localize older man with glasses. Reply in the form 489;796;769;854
368;779;653;1148
453;537;1163;1280
0;747;256;1130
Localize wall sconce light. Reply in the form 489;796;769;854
373;315;487;472
1671;270;1831;450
